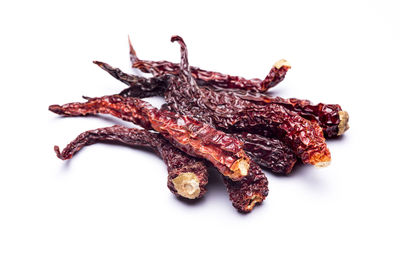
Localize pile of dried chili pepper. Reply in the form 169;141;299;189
49;34;349;213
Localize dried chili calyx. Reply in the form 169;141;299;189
128;36;290;92
54;125;208;199
49;95;250;180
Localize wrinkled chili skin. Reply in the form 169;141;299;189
94;61;169;98
93;36;330;166
163;36;331;166
54;125;208;198
214;88;343;138
129;37;289;92
49;95;250;180
223;161;269;213
95;59;344;138
233;132;297;174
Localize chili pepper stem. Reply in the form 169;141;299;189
231;158;250;179
337;111;350;136
273;59;291;69
172;172;201;199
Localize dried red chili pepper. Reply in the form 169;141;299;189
213;88;350;138
54;125;208;199
93;37;330;167
92;62;297;174
223;161;269;213
167;36;331;167
95;60;348;138
49;95;251;180
233;132;297;174
128;36;290;92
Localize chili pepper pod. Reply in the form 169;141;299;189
128;36;290;92
53;125;208;199
164;36;331;167
213;88;350;138
94;60;348;139
223;161;269;213
49;95;250;180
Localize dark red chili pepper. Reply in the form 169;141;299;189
93;62;298;174
54;125;208;199
95;60;348;138
93;38;330;167
167;36;331;167
128;36;290;92
213;88;350;138
233;132;297;174
223;161;269;213
49;95;251;180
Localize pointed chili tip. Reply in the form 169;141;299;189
49;104;63;114
82;96;92;100
54;145;63;159
128;35;136;55
171;35;184;44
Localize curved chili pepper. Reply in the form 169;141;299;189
128;36;290;92
96;60;348;138
165;35;331;167
49;95;251;180
54;125;208;199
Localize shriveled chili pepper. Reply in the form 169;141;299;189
93;62;297;174
94;38;330;167
54;125;208;199
49;95;251;180
233;132;297;174
128;36;290;92
223;161;269;213
213;88;350;138
95;60;348;138
152;36;331;166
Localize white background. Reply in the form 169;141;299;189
1;0;399;266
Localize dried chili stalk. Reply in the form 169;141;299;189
128;36;290;92
54;125;208;199
49;95;250;180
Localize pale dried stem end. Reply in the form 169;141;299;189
230;158;250;180
273;59;291;69
337;110;350;136
246;195;264;212
172;172;201;199
315;161;331;168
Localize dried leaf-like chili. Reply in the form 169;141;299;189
128;36;290;92
49;95;250;180
54;125;208;199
